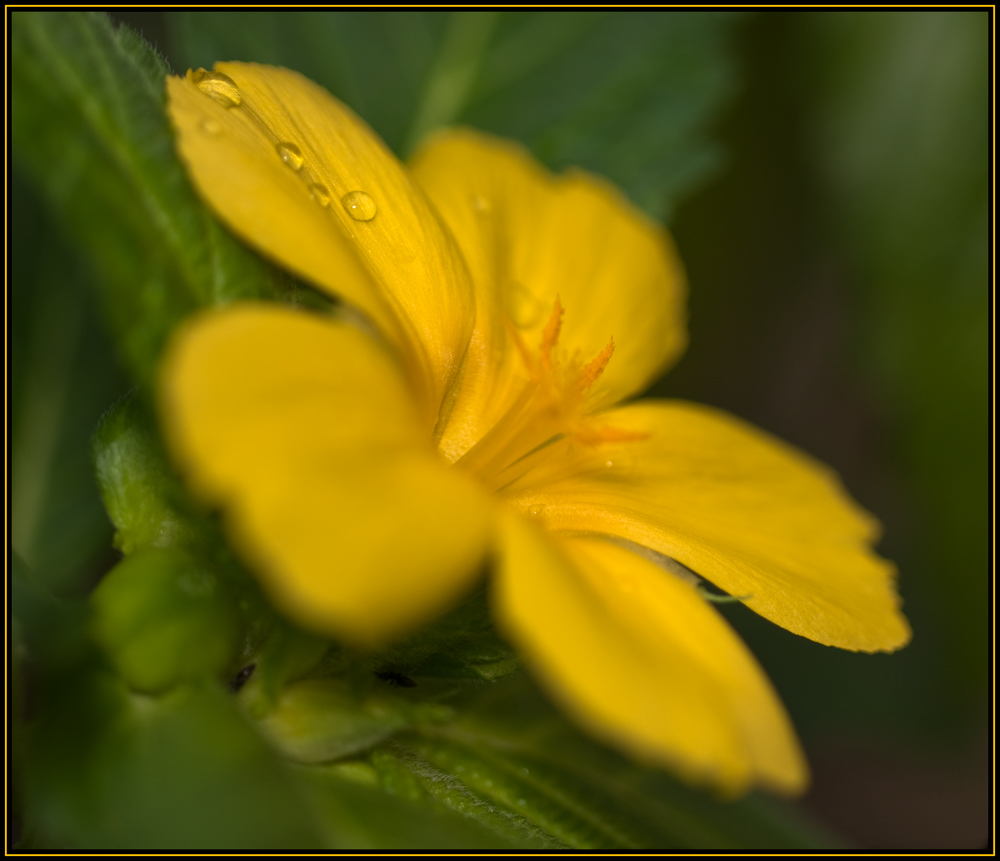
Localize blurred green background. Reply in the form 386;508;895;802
11;10;988;850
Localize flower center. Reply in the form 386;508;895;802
453;298;642;493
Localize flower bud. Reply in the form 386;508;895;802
91;547;239;693
258;677;452;764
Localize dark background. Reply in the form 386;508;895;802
664;13;989;849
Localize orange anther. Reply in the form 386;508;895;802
578;337;615;392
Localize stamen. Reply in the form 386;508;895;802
460;297;641;489
577;338;615;393
539;296;564;372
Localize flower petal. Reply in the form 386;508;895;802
502;401;911;653
409;130;688;459
495;513;808;795
158;304;492;647
166;64;476;425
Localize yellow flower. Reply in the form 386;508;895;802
162;63;910;797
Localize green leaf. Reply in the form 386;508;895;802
23;672;327;849
295;761;518;849
11;552;91;667
11;11;283;386
372;673;842;850
169;10;742;219
10;171;129;596
464;11;742;220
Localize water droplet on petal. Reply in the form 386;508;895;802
341;190;377;221
276;142;304;170
192;69;241;107
308;183;331;207
199;118;222;136
520;767;530;776
472;194;491;214
605;460;614;468
528;504;546;517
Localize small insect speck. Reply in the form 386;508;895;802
375;670;417;688
229;663;256;692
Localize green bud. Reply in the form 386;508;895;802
91;547;239;693
258;677;452;764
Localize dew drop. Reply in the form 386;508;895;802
520;767;530;776
309;183;331;207
276;142;304;170
528;504;546;517
484;779;493;788
605;460;614;468
472;194;491;214
198;118;222;136
341;190;377;221
192;69;241;107
517;798;526;807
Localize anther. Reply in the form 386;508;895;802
577;338;615;393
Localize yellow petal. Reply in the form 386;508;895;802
158;304;492;647
166;64;476;426
495;513;808;796
502;401;911;653
409;129;688;459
